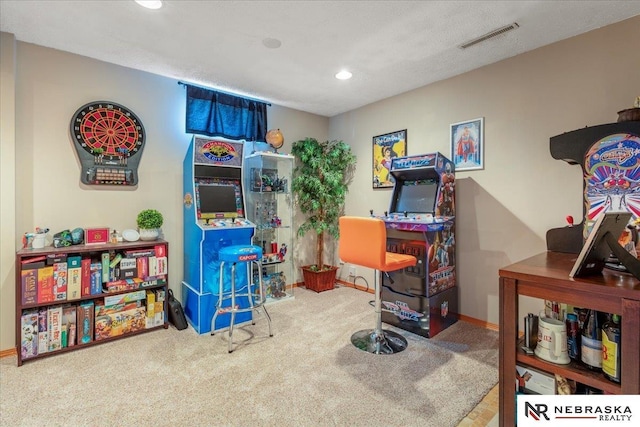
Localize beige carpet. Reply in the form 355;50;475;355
1;286;498;427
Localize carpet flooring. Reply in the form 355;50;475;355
1;286;498;426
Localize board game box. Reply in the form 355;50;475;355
37;308;48;354
85;227;109;245
62;305;77;347
21;268;38;305
53;262;67;301
47;306;63;351
37;266;55;303
21;310;39;359
77;301;94;345
95;306;146;340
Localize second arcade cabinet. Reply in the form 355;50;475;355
376;152;458;338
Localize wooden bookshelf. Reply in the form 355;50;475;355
15;239;169;366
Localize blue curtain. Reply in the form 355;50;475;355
185;84;268;141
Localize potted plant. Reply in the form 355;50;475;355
136;209;163;241
291;137;356;292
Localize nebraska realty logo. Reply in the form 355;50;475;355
517;395;637;426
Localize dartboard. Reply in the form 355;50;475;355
70;101;145;159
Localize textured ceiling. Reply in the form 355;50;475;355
1;1;639;117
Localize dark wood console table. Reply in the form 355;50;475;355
499;251;640;426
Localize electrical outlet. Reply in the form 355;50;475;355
349;266;356;277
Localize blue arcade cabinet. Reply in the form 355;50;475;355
182;136;256;334
376;152;458;338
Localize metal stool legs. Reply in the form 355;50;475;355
211;258;273;353
350;270;408;354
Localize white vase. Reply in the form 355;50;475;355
138;228;160;241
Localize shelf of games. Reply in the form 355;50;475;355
244;152;294;303
15;239;169;366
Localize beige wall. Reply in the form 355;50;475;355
2;16;639;352
1;33;17;350
0;39;327;351
330;16;640;327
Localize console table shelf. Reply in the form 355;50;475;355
499;251;640;426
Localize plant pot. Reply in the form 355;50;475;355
301;265;338;292
138;228;160;241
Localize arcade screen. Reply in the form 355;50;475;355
197;181;242;219
394;179;439;214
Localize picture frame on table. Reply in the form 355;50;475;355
450;117;483;171
372;129;407;188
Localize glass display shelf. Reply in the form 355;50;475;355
244;152;295;303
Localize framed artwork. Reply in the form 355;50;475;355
373;129;407;188
450;117;483;171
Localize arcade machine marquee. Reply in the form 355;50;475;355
373;152;457;338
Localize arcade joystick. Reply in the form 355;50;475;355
384;211;388;218
566;215;574;226
404;211;408;218
370;209;374;217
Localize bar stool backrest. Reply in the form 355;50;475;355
339;216;387;270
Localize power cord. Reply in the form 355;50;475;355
352;275;369;292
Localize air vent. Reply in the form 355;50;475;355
459;22;520;49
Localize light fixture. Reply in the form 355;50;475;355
335;70;352;80
135;0;163;10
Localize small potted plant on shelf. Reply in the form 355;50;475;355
291;137;356;292
136;209;163;241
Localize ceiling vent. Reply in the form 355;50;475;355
459;22;520;49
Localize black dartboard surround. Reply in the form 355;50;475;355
70;101;146;186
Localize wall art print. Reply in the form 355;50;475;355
450;117;483;171
373;129;407;188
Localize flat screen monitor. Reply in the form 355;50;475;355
197;183;240;219
570;212;632;278
394;179;439;214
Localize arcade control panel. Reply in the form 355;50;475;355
199;218;254;229
371;210;452;232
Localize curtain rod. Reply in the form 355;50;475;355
178;81;271;106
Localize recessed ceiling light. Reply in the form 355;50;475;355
335;70;352;80
135;0;163;10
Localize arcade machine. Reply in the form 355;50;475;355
182;136;256;334
546;120;640;255
374;152;457;338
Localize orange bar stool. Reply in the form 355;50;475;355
339;216;417;354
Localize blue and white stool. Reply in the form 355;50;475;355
211;245;273;352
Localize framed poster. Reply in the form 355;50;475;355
373;129;407;188
450;118;483;171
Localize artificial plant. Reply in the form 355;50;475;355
291;137;356;270
136;209;164;229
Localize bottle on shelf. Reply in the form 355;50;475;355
581;309;602;371
565;312;580;361
576;383;604;394
602;313;621;383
